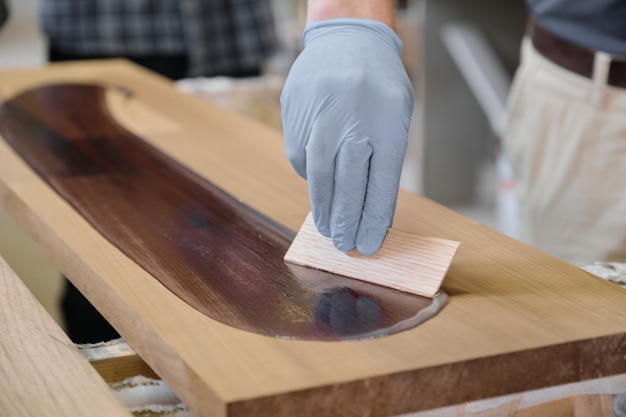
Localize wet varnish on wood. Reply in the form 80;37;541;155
0;82;440;342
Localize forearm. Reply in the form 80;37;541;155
306;0;397;31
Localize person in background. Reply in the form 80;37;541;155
38;0;278;343
40;0;278;80
503;1;626;263
282;0;626;266
281;0;415;257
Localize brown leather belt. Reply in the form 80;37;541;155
528;18;626;89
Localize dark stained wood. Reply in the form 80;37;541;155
0;83;446;341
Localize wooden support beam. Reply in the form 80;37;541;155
0;255;130;417
78;339;160;384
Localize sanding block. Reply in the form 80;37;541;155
284;213;461;298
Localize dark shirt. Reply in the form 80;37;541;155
40;0;278;77
526;0;626;56
0;0;8;31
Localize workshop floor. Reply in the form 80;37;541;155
0;0;497;327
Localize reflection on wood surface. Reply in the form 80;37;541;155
0;83;446;341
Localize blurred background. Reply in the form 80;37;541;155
0;0;526;326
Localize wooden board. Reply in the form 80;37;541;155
0;254;131;417
0;60;625;417
285;213;461;298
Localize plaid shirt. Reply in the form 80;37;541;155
40;0;278;77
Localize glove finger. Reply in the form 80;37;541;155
331;139;372;252
306;120;339;238
356;144;406;255
280;71;317;180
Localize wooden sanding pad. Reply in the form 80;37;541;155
285;213;461;298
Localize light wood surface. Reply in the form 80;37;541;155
285;212;460;297
0;255;130;417
0;60;625;417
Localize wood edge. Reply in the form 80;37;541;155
229;333;626;416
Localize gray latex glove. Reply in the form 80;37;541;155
281;18;414;255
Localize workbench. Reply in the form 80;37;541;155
1;60;625;417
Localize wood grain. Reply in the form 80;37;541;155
285;213;460;297
0;82;441;342
0;255;130;417
0;60;625;417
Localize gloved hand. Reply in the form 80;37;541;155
281;18;414;256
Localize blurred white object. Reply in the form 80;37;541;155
578;261;626;289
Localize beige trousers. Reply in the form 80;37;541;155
504;38;626;263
